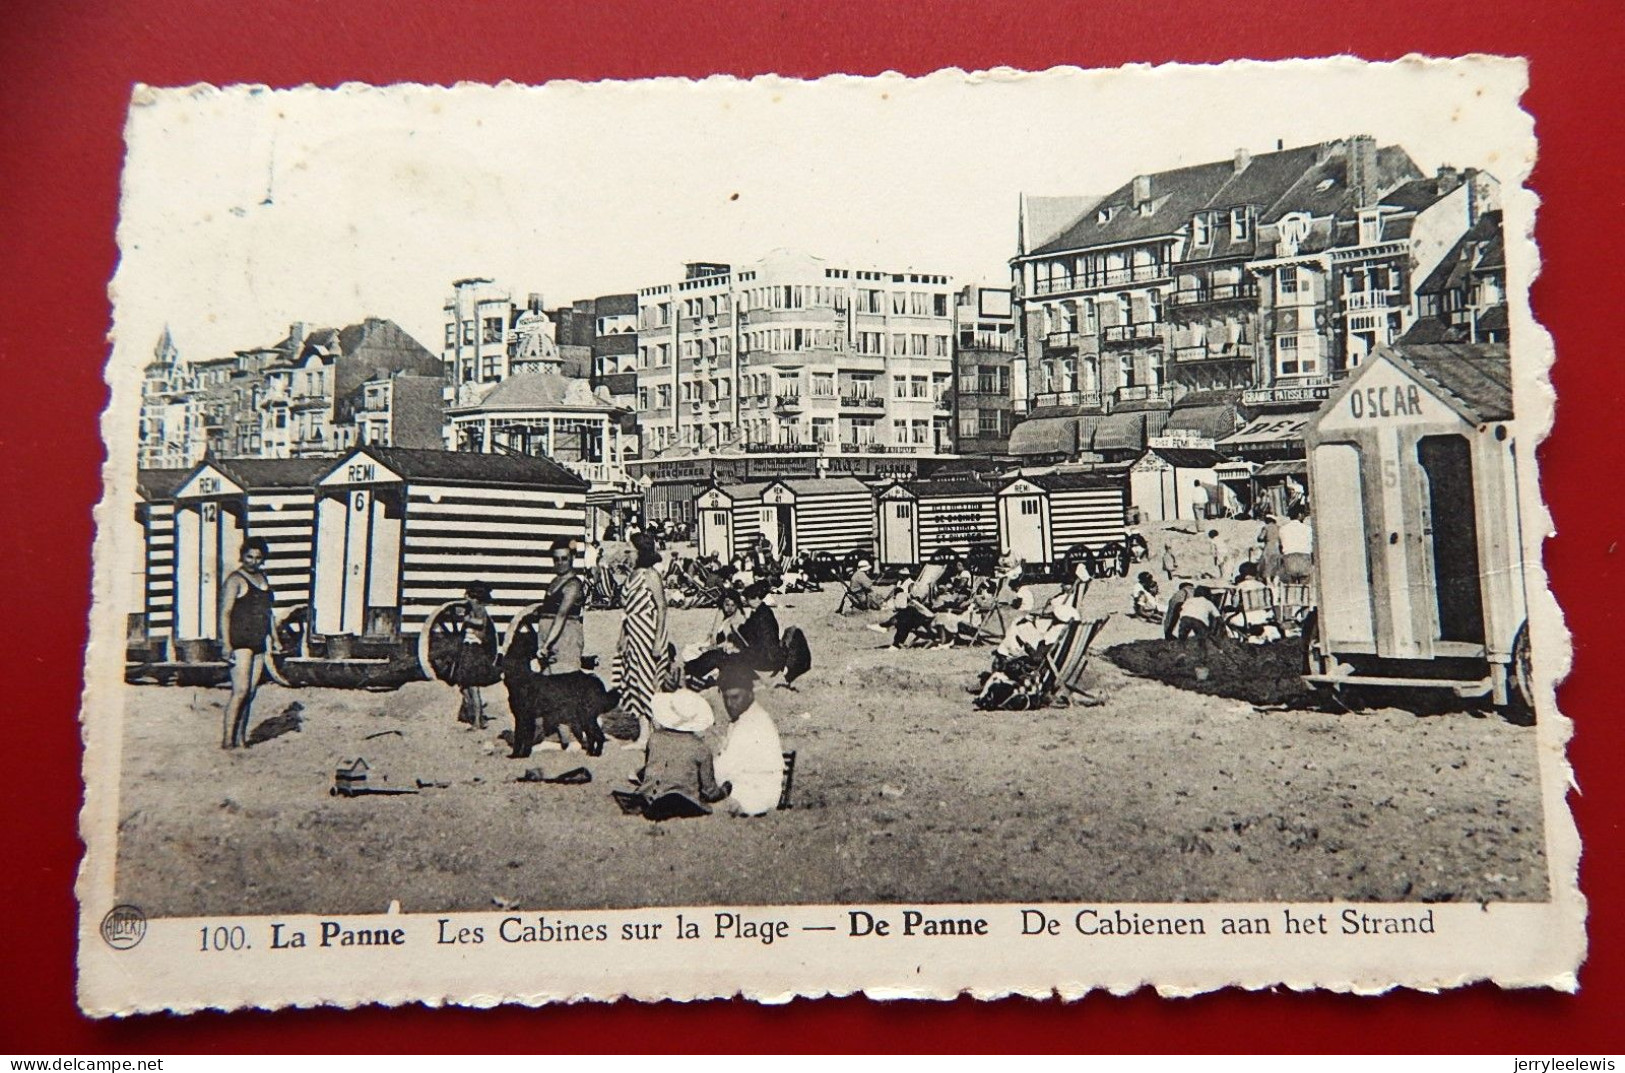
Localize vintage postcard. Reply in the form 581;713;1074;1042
78;57;1580;1014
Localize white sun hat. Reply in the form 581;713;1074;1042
650;689;715;734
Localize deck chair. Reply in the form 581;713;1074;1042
835;575;890;614
965;576;1011;646
1039;613;1112;707
1221;585;1278;642
1275;582;1315;634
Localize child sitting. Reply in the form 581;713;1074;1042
616;690;730;821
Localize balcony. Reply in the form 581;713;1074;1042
1115;385;1171;405
1174;344;1253;363
1241;375;1341;406
1169;280;1259;308
839;394;884;409
1342;290;1404;312
1043;331;1083;352
935;395;953;413
773;393;803;412
958;331;1016;352
1101;322;1165;346
1029;264;1169;295
1031;390;1103;411
563;460;632;487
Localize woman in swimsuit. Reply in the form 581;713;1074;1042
219;537;275;750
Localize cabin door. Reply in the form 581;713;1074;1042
1417;434;1485;645
1001;494;1048;566
1311;443;1376;651
174;498;242;641
699;508;732;560
881;500;915;566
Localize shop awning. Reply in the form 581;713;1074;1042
1255;459;1309;478
1219;414;1309;448
1214;460;1259;479
1163;403;1239;441
1007;416;1078;456
1094;411;1147;452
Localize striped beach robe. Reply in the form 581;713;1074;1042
615;567;670;726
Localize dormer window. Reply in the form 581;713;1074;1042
1137;200;1155;218
1097;205;1117;225
1358;209;1382;246
1191;213;1212;245
1231;207;1253;241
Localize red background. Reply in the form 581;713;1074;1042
3;0;1622;1053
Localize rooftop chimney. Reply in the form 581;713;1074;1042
1277;139;1285;151
528;292;543;313
1435;165;1462;194
1349;134;1379;208
1233;148;1252;174
1132;174;1152;207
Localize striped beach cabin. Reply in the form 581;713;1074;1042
874;479;999;570
996;471;1128;573
309;446;589;644
131;468;188;659
695;482;770;561
756;477;875;559
167;457;330;655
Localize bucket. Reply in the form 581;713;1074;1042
326;633;357;660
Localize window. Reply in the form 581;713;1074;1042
1231;207;1252;241
638;388;649;409
859;289;884;314
892;292;908;315
1020;498;1039;517
461;321;474;345
1359;209;1382;246
978;411;1005;436
1192;213;1211;245
960;371;979;394
932;335;950;356
893;420;908;443
960;414;980;438
933;294;949;317
910;376;929;399
910;333;927;356
1277;335;1301;375
1279;267;1300;296
444;323;456;346
811;373;835;398
910;292;929;316
891;334;906;356
892;376;908;399
858;331;883;355
911;420;930;445
1147;290;1162;323
1116;292;1132;324
1081;299;1098;335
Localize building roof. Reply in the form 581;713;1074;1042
1382;343;1514;423
211;456;336;490
1380;176;1459;213
454;371;617;414
1009;470;1123;493
340;445;589;490
1020;194;1105;254
903;478;997;499
1417;211;1505;297
1142;447;1225;469
136;468;189;500
771;476;871;496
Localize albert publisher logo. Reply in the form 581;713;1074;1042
101;905;147;950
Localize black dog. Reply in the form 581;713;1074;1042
502;633;619;758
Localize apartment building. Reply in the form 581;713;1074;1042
952;284;1018;457
1402;209;1508;346
636;249;955;457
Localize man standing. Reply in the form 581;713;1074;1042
1278;504;1315;583
711;661;785;817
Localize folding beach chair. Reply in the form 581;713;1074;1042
835;575;890;614
1038;613;1112;707
965;575;1011;646
1221;585;1279;642
1275;582;1315;635
777;750;798;810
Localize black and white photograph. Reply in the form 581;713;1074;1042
77;59;1580;1012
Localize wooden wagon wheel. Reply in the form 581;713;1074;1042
416;599;502;684
502;601;551;669
265;603;309;688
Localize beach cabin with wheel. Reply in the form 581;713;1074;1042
695;482;770;561
997;471;1128;578
754;477;875;560
1128;447;1225;522
298;446;589;688
154;457;329;680
1302;343;1532;710
126;468;187;676
874;479;999;571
